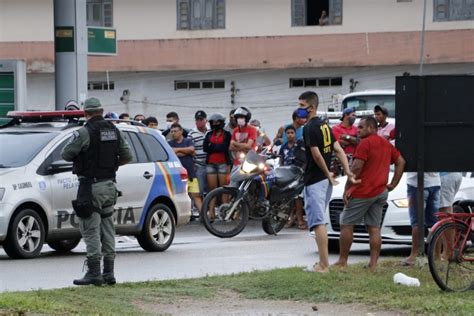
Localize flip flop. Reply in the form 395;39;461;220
400;259;414;267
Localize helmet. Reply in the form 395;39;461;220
233;106;252;123
208;112;226;130
104;112;119;119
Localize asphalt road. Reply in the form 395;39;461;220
0;221;410;292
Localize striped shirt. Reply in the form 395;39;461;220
189;128;208;166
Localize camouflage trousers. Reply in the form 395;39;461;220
79;180;117;262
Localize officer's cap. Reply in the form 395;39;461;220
83;97;103;112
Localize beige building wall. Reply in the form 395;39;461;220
1;0;473;42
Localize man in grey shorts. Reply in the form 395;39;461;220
334;117;405;271
439;172;463;213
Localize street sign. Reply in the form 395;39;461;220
88;27;117;55
55;26;75;53
396;75;474;172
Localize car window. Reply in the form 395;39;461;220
129;132;149;163
0;131;58;167
343;95;395;117
139;133;169;162
121;132;138;163
50;136;73;162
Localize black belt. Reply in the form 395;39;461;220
79;177;115;184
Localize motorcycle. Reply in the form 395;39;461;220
201;148;305;238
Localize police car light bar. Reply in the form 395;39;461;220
7;110;84;121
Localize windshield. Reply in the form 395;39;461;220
342;95;395;117
0;132;58;167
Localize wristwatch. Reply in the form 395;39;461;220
345;135;350;140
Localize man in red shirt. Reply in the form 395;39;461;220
229;107;257;186
334;117;405;271
332;107;359;156
229;107;257;166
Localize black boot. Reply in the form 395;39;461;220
73;259;104;286
103;258;116;285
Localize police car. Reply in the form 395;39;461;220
325;172;474;250
0;111;191;259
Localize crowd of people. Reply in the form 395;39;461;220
104;91;463;273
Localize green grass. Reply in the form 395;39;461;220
1;259;473;315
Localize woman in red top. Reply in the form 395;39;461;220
203;113;232;195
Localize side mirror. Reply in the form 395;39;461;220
47;160;73;174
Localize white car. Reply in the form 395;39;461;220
0;111;191;259
325;172;474;250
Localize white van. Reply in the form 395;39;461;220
341;89;395;117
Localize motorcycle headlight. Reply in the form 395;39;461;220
242;160;258;173
392;198;409;208
0;188;5;202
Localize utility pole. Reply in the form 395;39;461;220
230;80;239;108
53;0;88;110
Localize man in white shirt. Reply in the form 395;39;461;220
374;105;395;140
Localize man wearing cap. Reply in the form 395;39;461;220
331;108;359;176
332;108;359;155
62;97;132;286
188;110;208;218
273;110;306;145
374;105;395;140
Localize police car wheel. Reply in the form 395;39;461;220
4;208;45;259
47;238;81;253
137;203;175;252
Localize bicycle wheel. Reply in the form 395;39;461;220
201;187;249;238
428;222;474;292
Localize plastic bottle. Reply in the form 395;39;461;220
393;272;420;287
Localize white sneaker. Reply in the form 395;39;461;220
308;231;315;237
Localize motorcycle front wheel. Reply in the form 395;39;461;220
201;187;249;238
262;214;287;235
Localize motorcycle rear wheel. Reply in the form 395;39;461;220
201;187;249;238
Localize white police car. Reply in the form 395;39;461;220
325;172;474;250
0;111;191;259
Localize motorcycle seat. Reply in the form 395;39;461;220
274;165;302;187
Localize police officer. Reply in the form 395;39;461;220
62;97;132;286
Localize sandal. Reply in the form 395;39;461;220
400;258;415;267
304;262;329;273
297;222;308;230
285;218;295;228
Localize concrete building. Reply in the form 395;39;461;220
1;0;473;136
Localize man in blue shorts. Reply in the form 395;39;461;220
299;91;356;273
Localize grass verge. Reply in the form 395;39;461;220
0;259;472;315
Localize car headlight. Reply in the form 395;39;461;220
241;160;257;173
392;198;409;208
0;188;5;201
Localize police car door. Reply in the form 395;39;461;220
114;130;155;228
45;134;81;232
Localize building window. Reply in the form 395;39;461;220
175;80;225;90
87;0;113;27
177;0;225;30
291;0;342;26
433;0;474;22
289;77;343;88
88;81;114;90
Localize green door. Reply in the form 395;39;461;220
0;73;14;117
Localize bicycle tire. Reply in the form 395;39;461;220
201;187;249;238
427;222;474;292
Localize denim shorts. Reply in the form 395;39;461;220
304;179;332;231
407;185;440;228
206;163;229;175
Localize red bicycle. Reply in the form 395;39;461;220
427;201;474;292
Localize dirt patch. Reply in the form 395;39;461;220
135;293;403;316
